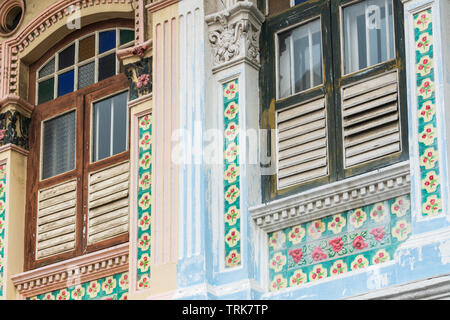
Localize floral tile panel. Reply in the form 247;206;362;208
0;164;6;298
414;9;443;217
29;272;129;300
268;195;412;291
137;114;152;290
223;79;242;269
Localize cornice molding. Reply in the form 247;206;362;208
145;0;180;13
11;243;129;298
0;143;29;156
0;94;34;116
347;272;450;300
205;1;265;74
128;92;153;108
250;161;411;233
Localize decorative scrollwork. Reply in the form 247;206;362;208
208;13;245;65
206;2;264;71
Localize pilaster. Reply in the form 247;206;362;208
202;0;264;298
0;94;31;299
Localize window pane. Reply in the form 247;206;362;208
78;62;95;89
278;19;322;99
343;0;395;74
278;31;292;98
99;30;116;54
312;31;323;87
93;98;112;162
98;53;116;81
39;58;55;79
58;44;75;70
120;29;135;46
58;69;75;97
42;111;76;180
112;92;128;155
38;78;54;105
79;35;95;62
93;91;128;162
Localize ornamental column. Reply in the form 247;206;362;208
0;95;32;299
202;0;264;298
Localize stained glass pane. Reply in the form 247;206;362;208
58;70;75;97
120;29;135;45
78;62;95;89
58;44;75;70
79;35;95;62
39;58;55;79
42;111;76;180
38;78;54;105
99;30;116;54
98;53;116;81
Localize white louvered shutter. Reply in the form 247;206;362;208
276;96;329;189
341;70;401;168
87;161;130;245
36;180;77;259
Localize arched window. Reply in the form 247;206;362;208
25;20;134;270
36;27;134;105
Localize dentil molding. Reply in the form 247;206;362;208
250;161;411;233
11;243;129;298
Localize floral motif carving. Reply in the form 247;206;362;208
206;2;264;71
209;13;243;65
124;57;152;101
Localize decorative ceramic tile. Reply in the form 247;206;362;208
29;272;129;300
137;114;152;290
0;164;6;298
223;79;241;269
414;9;442;217
267;195;412;291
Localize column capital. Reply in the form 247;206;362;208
0;95;32;151
206;1;265;74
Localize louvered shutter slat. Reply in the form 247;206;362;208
278;137;327;160
36;180;77;259
342;71;401;168
87;161;130;245
277;96;329;189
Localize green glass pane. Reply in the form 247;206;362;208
120;29;135;46
38;78;54;104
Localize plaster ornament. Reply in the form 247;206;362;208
206;2;264;70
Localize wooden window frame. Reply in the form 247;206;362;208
260;0;408;202
25;20;132;271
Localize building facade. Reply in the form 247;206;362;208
0;0;448;300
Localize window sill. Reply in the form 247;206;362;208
11;243;128;298
250;161;411;233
